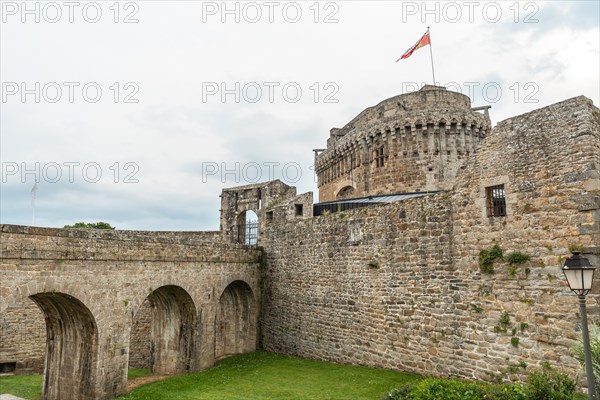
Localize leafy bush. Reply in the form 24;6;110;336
525;362;577;399
495;312;512;333
572;325;600;397
479;245;504;274
384;364;579;400
506;252;531;265
383;378;524;400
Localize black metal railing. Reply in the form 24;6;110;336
240;220;258;246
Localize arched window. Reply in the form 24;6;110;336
237;210;258;245
336;186;355;200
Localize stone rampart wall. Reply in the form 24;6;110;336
262;96;600;384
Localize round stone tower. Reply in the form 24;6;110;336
314;85;491;202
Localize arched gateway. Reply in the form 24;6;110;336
29;292;98;400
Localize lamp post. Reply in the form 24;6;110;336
563;251;597;400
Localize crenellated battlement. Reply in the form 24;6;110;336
315;85;491;202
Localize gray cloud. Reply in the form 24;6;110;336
1;1;598;231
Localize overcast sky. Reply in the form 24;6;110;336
1;0;598;231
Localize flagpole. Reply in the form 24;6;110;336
31;183;37;226
428;26;436;85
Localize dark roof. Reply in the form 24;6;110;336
313;191;440;216
315;191;439;206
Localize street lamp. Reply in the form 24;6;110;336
563;251;597;400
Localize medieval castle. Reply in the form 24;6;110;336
1;85;599;399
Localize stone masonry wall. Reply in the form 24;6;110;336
220;180;297;244
0;228;222;376
261;96;600;384
261;195;459;376
128;299;152;369
0;301;45;374
448;95;600;380
1;225;261;399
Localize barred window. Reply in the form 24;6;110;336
486;185;507;217
375;146;385;168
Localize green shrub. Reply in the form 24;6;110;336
479;245;504;274
384;364;580;400
506;252;531;265
383;378;525;400
385;384;414;400
489;245;504;259
499;312;511;328
572;326;600;397
64;221;115;229
524;362;578;400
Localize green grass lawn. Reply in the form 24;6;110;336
0;353;589;399
0;352;417;400
128;368;152;380
118;352;417;400
0;373;42;400
0;367;154;400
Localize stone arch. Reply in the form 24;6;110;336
214;280;257;359
237;210;258;245
143;285;198;375
2;279;97;314
333;179;356;200
29;292;98;400
336;185;356;199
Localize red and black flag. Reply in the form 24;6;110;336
396;29;431;61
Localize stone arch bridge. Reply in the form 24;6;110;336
0;224;261;400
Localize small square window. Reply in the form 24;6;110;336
486;185;507;217
266;211;274;222
295;204;303;216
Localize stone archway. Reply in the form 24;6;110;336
237;210;259;245
144;285;198;375
214;280;257;359
29;292;98;400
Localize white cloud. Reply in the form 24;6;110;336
1;0;598;230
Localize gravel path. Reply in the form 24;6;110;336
126;375;168;391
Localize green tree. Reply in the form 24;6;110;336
64;221;115;229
